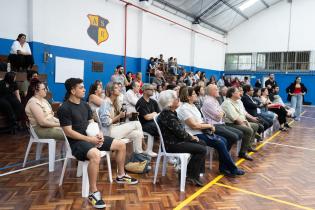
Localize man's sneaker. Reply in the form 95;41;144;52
115;174;138;184
88;191;106;209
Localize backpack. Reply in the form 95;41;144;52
125;152;151;174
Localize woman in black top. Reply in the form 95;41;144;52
0;72;24;130
157;90;207;187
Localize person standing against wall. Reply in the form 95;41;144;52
286;76;307;121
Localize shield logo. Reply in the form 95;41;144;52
87;14;109;45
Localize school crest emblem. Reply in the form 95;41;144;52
87;14;109;45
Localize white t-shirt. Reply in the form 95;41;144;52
10;40;32;55
176;102;203;135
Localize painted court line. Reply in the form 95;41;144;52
215;183;315;210
0;158;65;177
300;116;315;120
174;129;282;210
265;142;315;151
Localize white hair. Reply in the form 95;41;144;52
158;90;177;110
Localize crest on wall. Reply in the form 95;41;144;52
87;14;109;45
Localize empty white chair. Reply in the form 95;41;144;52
23;124;56;172
58;131;112;198
152;114;191;192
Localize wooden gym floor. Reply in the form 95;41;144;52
0;106;315;210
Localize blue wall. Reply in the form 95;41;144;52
0;38;223;101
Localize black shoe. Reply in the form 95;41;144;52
234;168;245;176
248;147;258;152
238;153;253;161
187;177;205;187
279;127;288;132
220;169;236;178
88;191;106;209
284;123;291;128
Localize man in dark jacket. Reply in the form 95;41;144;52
242;85;273;131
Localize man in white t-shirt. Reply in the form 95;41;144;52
8;33;34;71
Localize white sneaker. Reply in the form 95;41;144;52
145;151;157;157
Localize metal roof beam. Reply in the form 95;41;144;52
260;0;270;8
196;0;221;19
220;0;248;20
153;0;227;34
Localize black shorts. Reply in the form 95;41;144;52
69;136;114;161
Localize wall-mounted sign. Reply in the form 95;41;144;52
87;14;109;45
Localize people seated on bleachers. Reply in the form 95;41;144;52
199;72;208;84
194;71;201;82
184;72;194;86
194;85;205;111
217;86;228;104
286;76;307;121
168;57;178;75
221;87;259;161
99;82;144;154
135;84;160;137
260;87;289;131
202;84;243;151
57;78;138;209
125;72;134;91
242;85;273;131
243;76;250;85
148;57;157;75
158;54;166;72
208;75;217;85
152;71;165;86
111;65;129;94
25;79;64;140
0;72;23;130
158;90;207;186
225;77;232;87
87;80;104;122
123;81;141;113
8;33;34;72
231;77;240;87
177;86;245;178
20;70;38;97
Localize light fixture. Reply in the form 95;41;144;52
239;0;259;11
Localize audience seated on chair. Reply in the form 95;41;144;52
0;71;24;131
177;86;245;177
99;82;144;154
202;84;243;151
221;87;259;161
123;81;141;113
8;33;34;72
20;70;38;97
157;90;206;186
135;84;160;137
87;80;104;122
57;78;138;209
25;78;64;140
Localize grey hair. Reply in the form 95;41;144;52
158;90;177;110
205;84;217;96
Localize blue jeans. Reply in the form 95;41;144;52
196;133;237;173
291;94;303;119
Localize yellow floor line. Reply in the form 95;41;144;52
174;128;282;210
215;183;315;210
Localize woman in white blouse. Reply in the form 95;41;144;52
8;33;34;71
176;86;245;177
25;79;64;140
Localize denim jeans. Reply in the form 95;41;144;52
291;94;303;119
196;133;237;173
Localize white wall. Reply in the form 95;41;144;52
227;0;315;53
0;0;29;40
1;0;227;70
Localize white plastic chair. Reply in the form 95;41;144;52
23;125;56;172
58;131;112;198
143;131;156;156
152;114;191;192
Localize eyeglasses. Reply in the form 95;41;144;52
145;88;154;91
